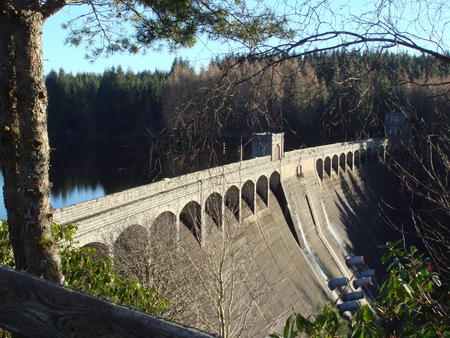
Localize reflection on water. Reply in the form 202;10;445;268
0;174;106;220
0;140;240;220
0;142;155;220
51;185;105;210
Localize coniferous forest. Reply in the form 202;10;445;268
46;51;450;154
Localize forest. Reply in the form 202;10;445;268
46;50;450;152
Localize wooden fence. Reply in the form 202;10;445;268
0;266;218;337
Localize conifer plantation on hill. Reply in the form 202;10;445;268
46;51;450;150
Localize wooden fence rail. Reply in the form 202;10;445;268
0;266;217;337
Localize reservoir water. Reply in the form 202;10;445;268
0;143;156;220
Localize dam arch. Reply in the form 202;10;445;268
324;156;332;177
152;211;177;240
339;153;346;172
206;193;223;229
114;224;149;279
378;146;385;162
256;175;269;206
270;171;281;192
151;211;178;255
242;180;255;213
225;185;240;222
270;171;283;209
317;158;324;180
332;155;339;175
354;150;360;168
367;147;373;164
347;151;353;170
373;147;380;163
361;149;367;166
83;241;110;258
180;201;202;243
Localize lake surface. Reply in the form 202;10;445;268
0;143;158;220
0;140;243;220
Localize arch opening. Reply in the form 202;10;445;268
383;145;390;161
339;153;346;172
354;150;361;168
270;171;281;194
83;242;111;259
151;211;178;259
225;186;240;221
347;151;353;170
324;156;332;177
256;175;268;206
317;158;324;180
361;149;367;166
114;224;149;281
332;154;339;175
242;180;255;213
152;211;177;241
367;148;373;164
206;193;223;228
180;201;202;243
377;146;385;162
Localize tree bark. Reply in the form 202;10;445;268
0;2;62;282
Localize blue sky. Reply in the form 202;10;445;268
42;6;233;74
42;2;445;75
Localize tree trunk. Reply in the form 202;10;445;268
0;4;62;283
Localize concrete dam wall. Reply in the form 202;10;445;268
132;162;395;336
54;139;396;336
218;162;395;336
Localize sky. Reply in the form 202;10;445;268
42;6;234;75
41;1;448;75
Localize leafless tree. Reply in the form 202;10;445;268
382;76;450;279
151;0;450;279
109;198;284;337
0;0;290;282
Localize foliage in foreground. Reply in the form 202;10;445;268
268;303;348;338
271;241;449;337
0;220;169;314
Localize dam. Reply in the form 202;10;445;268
54;134;396;336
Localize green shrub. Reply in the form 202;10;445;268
271;241;449;337
0;221;169;314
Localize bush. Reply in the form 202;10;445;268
0;221;169;314
271;240;449;337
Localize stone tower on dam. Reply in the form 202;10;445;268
54;134;396;336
